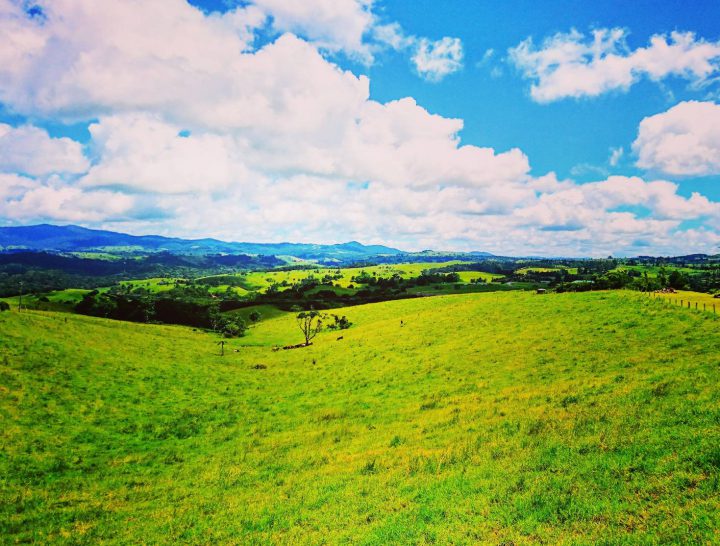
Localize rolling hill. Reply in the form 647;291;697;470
0;224;404;261
1;291;718;543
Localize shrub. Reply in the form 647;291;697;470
218;316;247;338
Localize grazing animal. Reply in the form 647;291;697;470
283;342;310;350
337;336;344;341
272;346;280;352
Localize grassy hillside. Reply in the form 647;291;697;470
200;261;502;293
1;291;719;544
654;289;720;311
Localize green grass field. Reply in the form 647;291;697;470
653;289;720;313
199;261;498;293
0;289;94;313
1;291;719;544
515;267;578;275
611;265;700;278
117;278;182;293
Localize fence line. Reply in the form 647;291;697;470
645;290;717;317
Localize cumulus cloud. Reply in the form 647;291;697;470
253;0;374;61
80;114;250;194
249;0;465;78
411;37;464;81
0;0;463;139
633;101;720;176
0;1;717;256
0;178;135;223
514;176;718;241
509;28;720;102
0;173;37;201
372;23;463;82
0;123;89;175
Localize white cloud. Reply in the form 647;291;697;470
0;0;464;139
411;37;464;82
0;173;37;201
372;22;412;51
80;114;250;194
509;28;720;102
0;123;89;175
515;175;718;232
253;0;374;62
633;101;720;176
0;1;717;256
608;147;624;167
82;171;718;257
0;179;135;223
372;23;464;82
247;0;465;79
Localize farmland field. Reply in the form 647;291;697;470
653;289;720;313
200;261;501;292
1;290;719;544
515;267;579;275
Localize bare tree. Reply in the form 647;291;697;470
296;310;323;346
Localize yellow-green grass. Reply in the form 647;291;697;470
203;261;484;292
516;267;579;275
653;289;720;314
207;284;250;296
117;277;182;292
1;291;719;544
1;288;93;312
455;271;501;283
611;265;699;278
224;304;289;324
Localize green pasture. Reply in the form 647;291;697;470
611;265;700;278
516;267;578;275
653;289;720;314
1;290;719;543
203;261;501;293
117;277;182;293
1;288;93;312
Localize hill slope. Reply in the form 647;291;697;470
1;292;719;543
0;224;403;260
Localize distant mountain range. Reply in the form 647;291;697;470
0;224;405;262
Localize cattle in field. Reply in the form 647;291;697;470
283;342;310;350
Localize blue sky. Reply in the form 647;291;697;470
353;0;720;192
0;0;719;255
